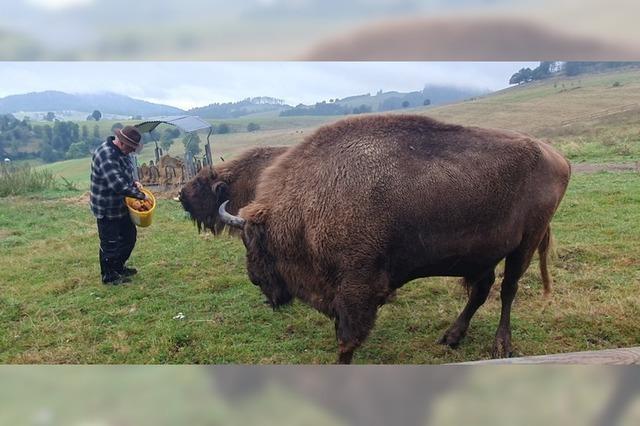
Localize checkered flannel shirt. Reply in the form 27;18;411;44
90;137;145;219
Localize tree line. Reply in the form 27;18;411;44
509;61;638;85
0;114;260;162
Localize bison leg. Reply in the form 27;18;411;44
333;283;381;364
492;240;540;358
439;269;496;348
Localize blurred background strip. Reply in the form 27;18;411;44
1;1;640;60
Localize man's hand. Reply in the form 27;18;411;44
134;181;143;190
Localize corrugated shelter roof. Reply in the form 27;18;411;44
135;116;212;133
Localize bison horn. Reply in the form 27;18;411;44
218;200;245;228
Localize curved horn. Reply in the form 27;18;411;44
218;200;246;229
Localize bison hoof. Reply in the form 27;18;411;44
491;336;513;358
438;326;466;348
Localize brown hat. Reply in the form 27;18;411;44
115;126;142;148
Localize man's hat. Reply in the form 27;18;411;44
114;126;142;149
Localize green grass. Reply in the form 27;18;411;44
0;165;57;197
0;171;638;364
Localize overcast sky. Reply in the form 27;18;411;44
0;62;536;110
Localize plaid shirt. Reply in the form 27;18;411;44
90;137;144;219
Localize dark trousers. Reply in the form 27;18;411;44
97;216;137;282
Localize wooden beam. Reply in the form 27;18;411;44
454;347;640;365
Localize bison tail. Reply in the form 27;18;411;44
538;225;555;297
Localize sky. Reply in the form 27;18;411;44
0;62;536;110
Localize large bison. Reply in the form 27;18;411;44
179;146;289;234
219;114;570;363
181;143;556;296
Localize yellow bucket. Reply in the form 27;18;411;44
125;188;156;227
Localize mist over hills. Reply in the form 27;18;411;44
0;84;487;120
0;91;185;118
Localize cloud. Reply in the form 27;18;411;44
0;62;535;109
26;0;95;11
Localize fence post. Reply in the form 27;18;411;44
132;155;140;181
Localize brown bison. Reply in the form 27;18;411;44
219;114;570;363
179;146;288;234
181;143;555;297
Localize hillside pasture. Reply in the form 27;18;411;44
0;171;638;364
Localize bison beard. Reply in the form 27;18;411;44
243;221;293;308
220;114;571;364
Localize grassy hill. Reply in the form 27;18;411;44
423;68;640;163
37;68;640;188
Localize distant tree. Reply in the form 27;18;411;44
402;101;410;108
531;61;553;80
93;125;100;140
33;125;44;139
91;110;102;121
217;123;230;134
509;67;534;85
40;144;60;163
66;140;90;159
183;133;201;156
247;122;261;132
142;129;160;144
423;99;431;106
160;128;178;152
51;121;79;153
43;124;53;142
45;112;56;122
352;104;372;114
81;125;89;140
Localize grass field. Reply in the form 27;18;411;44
1;171;638;364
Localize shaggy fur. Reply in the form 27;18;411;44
179;146;288;234
234;114;571;363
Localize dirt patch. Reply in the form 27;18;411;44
59;192;91;207
572;162;640;174
0;228;12;240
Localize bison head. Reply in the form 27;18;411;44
219;201;293;309
179;166;229;234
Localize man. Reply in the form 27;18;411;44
90;125;147;285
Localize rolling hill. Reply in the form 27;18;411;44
0;91;185;118
35;67;640;187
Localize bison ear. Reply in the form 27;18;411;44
212;181;228;199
